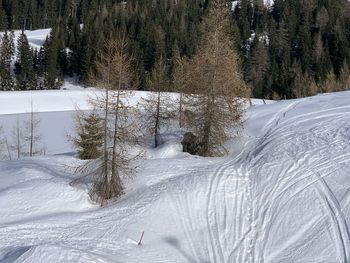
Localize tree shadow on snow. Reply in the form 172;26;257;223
0;246;32;263
163;236;210;263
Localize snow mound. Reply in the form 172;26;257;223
0;157;95;226
148;141;184;159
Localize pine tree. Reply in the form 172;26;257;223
75;112;103;160
15;32;36;90
0;2;8;30
248;37;269;97
0;31;15;91
42;30;60;89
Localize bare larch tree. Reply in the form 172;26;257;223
139;58;176;147
83;34;139;204
172;46;188;128
182;0;250;157
24;99;44;157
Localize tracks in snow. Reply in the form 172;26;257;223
168;153;256;263
249;99;350;262
314;172;350;263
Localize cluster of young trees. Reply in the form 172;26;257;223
73;0;249;204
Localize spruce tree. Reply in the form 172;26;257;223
75;113;103;160
42;30;60;89
0;31;15;91
248;37;269;97
15;32;36;90
0;2;8;30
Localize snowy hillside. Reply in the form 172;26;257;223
0;28;51;51
232;0;274;9
0;90;350;262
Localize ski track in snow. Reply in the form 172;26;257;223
247;95;350;263
1;91;350;262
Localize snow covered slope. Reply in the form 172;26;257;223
0;28;51;50
232;0;274;9
0;91;350;262
17;28;51;50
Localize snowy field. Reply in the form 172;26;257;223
0;89;350;262
0;23;349;263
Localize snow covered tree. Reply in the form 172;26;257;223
182;0;250;157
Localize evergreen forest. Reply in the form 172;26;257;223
1;0;350;98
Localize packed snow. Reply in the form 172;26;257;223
0;88;349;262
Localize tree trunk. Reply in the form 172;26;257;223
111;89;123;196
29;102;34;157
17;120;20;159
154;91;161;147
201;96;214;156
179;92;183;128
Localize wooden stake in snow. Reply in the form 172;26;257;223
138;231;145;246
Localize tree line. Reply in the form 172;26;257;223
1;0;350;98
236;0;350;98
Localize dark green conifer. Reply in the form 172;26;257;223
15;32;36;90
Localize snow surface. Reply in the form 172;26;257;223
0;90;350;262
0;88;271;156
232;0;274;10
0;28;51;51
